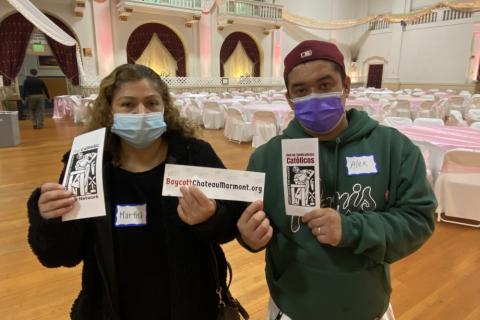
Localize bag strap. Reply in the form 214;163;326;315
209;243;226;307
209;244;249;319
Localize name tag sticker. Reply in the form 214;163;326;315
115;204;147;227
346;155;378;176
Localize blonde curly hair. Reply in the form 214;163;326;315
86;64;197;161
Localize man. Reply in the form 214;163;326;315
22;69;50;129
237;40;436;320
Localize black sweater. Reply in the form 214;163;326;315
27;133;245;320
22;76;50;99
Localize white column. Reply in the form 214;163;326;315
199;12;212;78
272;29;282;78
384;0;412;87
92;0;115;77
470;23;480;82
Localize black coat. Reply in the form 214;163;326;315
27;133;245;320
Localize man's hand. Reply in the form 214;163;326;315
177;186;216;225
302;208;342;246
237;200;272;251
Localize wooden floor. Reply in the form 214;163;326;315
0;118;479;320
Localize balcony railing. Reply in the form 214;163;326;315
117;0;211;20
368;19;390;31
218;0;283;21
127;0;204;10
80;76;285;95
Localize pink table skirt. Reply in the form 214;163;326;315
53;96;78;119
397;125;480;150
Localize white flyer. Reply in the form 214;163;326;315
62;128;107;221
162;164;265;202
281;138;320;216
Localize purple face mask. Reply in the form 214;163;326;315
293;92;345;134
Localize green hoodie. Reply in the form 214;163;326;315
247;109;436;320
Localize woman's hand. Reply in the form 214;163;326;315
38;183;76;219
177;186;216;225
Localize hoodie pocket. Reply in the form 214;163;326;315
268;261;390;320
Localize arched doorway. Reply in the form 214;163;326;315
0;12;80;86
127;23;186;77
220;32;260;77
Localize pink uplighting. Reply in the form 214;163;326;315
93;0;114;76
273;30;282;77
199;13;212;77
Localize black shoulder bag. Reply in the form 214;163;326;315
210;245;250;320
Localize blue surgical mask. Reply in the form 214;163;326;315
293;92;345;134
111;112;167;149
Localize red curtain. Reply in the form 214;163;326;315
220;32;260;77
0;13;34;86
45;15;80;86
127;23;186;77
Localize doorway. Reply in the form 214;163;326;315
367;64;383;88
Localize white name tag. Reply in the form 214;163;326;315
115;204;147;227
346;155;378;176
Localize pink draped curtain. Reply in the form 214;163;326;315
45;15;80;86
127;23;186;77
220;32;260;77
0;13;34;86
0;13;79;86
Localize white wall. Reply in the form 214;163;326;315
368;0;393;15
399;22;474;84
411;0;440;9
357;30;392;83
17;55;64;84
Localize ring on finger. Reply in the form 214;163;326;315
316;226;321;234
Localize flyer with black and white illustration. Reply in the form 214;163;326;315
62;128;106;221
281;138;320;216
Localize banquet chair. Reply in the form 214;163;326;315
222;92;233;99
446;95;466;115
413;117;444;127
446;110;467;127
415;100;436;118
69;96;83;123
470;122;480;129
173;99;185;114
466;109;480;124
434;149;480;227
223;107;252;143
251;110;278;148
420;94;435;101
382;116;413;127
469;94;480;108
390;100;411;118
280;110;295;134
184;100;203;125
202;101;225;129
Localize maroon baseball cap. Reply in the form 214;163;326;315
283;40;345;84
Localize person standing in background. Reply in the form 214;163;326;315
22;68;50;129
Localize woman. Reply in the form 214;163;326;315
27;64;243;319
